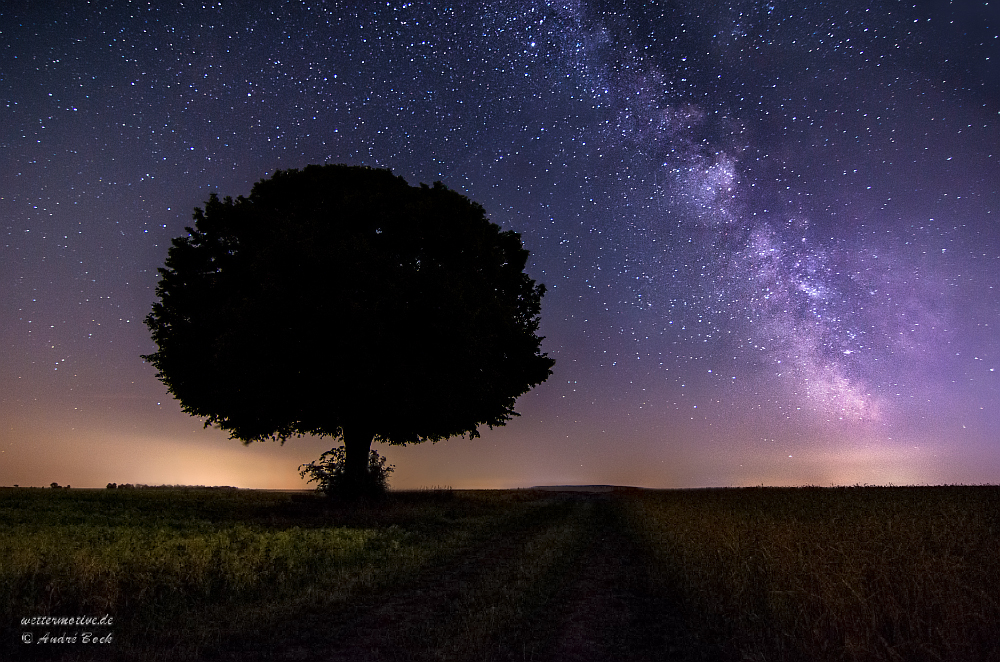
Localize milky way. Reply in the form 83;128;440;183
2;2;998;488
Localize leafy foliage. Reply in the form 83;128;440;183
143;164;554;492
299;446;395;498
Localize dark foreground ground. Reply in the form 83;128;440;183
4;486;1000;661
293;491;686;662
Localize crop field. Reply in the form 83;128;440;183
2;486;999;661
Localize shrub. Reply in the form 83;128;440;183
299;446;394;499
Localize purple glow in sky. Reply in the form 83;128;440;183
2;1;998;488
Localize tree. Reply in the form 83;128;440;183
143;164;554;495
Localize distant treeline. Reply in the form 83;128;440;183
105;483;239;490
4;483;240;490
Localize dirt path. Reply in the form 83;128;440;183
218;493;697;662
525;493;691;662
320;499;575;662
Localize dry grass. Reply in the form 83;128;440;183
625;486;1000;661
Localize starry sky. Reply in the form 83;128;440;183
3;1;998;489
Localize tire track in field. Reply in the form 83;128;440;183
515;493;695;662
534;494;637;661
321;495;580;662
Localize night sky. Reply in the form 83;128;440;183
3;1;998;489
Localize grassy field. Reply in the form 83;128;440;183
2;486;999;661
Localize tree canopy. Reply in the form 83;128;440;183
143;164;554;492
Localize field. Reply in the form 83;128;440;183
3;486;1000;661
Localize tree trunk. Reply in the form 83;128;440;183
343;426;375;497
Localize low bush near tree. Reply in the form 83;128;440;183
299;445;395;498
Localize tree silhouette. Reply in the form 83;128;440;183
143;164;554;495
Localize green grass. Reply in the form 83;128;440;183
3;486;1000;660
1;488;578;660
